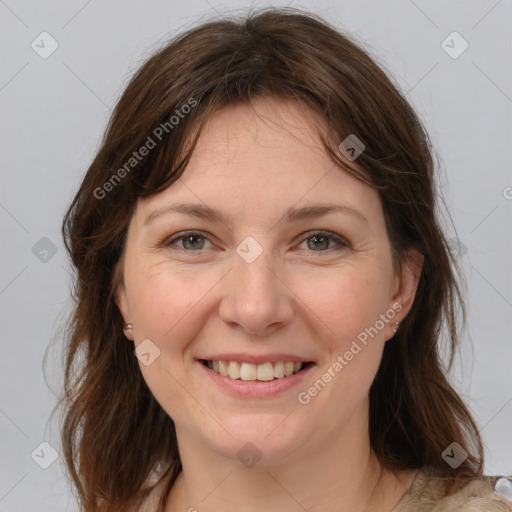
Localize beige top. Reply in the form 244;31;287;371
135;465;512;511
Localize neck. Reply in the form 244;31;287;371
164;406;413;512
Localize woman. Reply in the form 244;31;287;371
59;7;512;512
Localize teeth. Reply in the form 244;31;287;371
206;360;306;381
274;361;285;378
240;362;256;381
256;362;274;381
227;361;240;379
219;360;229;377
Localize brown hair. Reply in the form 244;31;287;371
58;7;483;511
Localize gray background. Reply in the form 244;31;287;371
1;0;511;510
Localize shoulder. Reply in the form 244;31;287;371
393;466;512;512
131;465;512;512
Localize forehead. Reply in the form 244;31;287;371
194;97;326;156
135;97;383;227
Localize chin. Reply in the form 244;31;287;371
206;413;307;465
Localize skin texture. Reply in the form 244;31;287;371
116;97;424;511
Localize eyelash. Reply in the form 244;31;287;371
161;230;349;255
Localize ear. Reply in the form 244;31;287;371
114;266;134;341
387;248;424;340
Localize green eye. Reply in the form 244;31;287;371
298;231;348;253
164;231;210;250
162;230;348;254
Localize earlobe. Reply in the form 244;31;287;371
123;323;134;340
115;283;134;341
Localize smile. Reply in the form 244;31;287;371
197;358;316;399
201;359;314;381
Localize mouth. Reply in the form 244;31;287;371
199;359;315;381
196;357;317;399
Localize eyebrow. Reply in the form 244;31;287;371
144;202;369;227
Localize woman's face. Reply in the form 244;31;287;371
116;97;422;463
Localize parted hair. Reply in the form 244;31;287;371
58;7;483;511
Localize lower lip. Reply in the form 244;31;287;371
196;361;316;398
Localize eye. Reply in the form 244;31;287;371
160;230;349;254
297;231;348;254
162;231;212;251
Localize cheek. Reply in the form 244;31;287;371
298;267;390;345
127;263;222;343
297;267;393;401
292;270;391;422
126;265;221;417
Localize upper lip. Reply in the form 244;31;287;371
197;353;315;365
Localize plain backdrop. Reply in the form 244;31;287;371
0;0;511;510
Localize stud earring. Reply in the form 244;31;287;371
124;323;133;331
393;322;399;333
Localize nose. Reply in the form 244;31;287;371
218;247;295;336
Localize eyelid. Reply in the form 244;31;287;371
295;230;349;252
161;230;214;249
161;229;349;253
297;229;348;244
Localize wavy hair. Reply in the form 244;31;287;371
58;7;483;511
